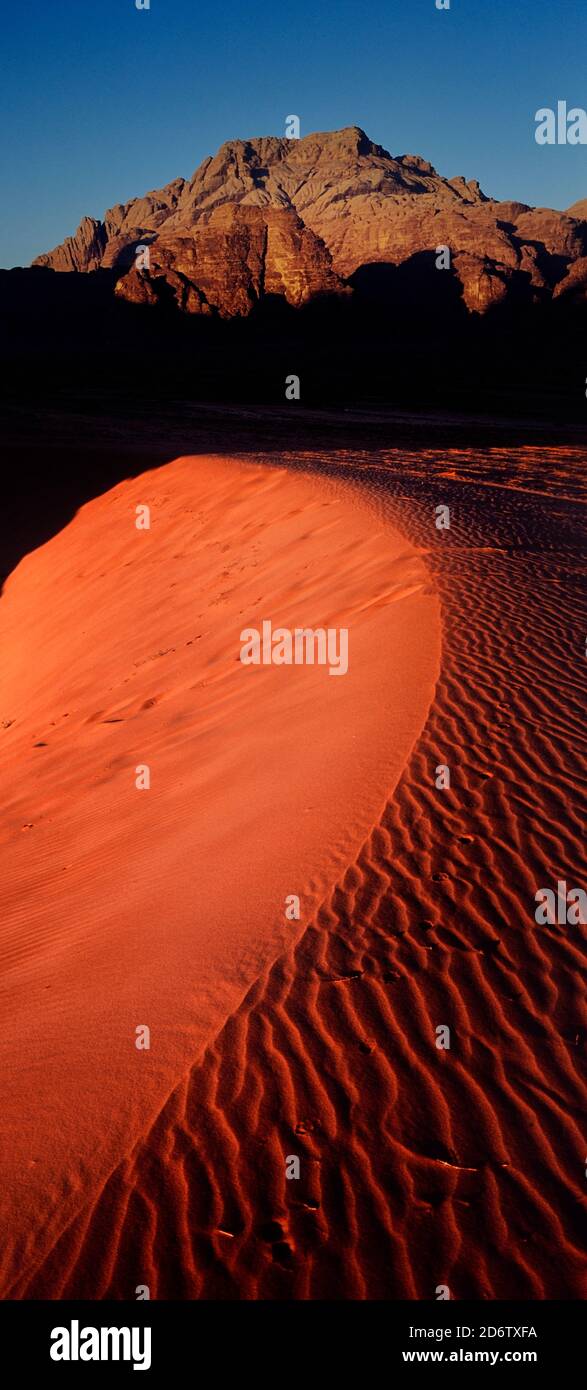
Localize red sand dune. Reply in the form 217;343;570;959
1;446;585;1301
0;454;439;1297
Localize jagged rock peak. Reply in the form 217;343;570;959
212;126;391;164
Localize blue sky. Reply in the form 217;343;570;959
1;0;586;267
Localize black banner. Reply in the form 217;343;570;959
1;1299;582;1378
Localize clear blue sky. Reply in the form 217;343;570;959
1;0;586;267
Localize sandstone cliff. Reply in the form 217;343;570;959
113;204;347;317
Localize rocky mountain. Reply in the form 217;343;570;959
33;126;587;316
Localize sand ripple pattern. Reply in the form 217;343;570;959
12;447;587;1300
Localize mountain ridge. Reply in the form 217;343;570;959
31;126;587;316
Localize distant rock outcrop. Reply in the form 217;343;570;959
33;127;587;314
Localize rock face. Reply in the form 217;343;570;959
33;127;587;315
34;179;187;272
36;215;107;273
113;205;347;317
